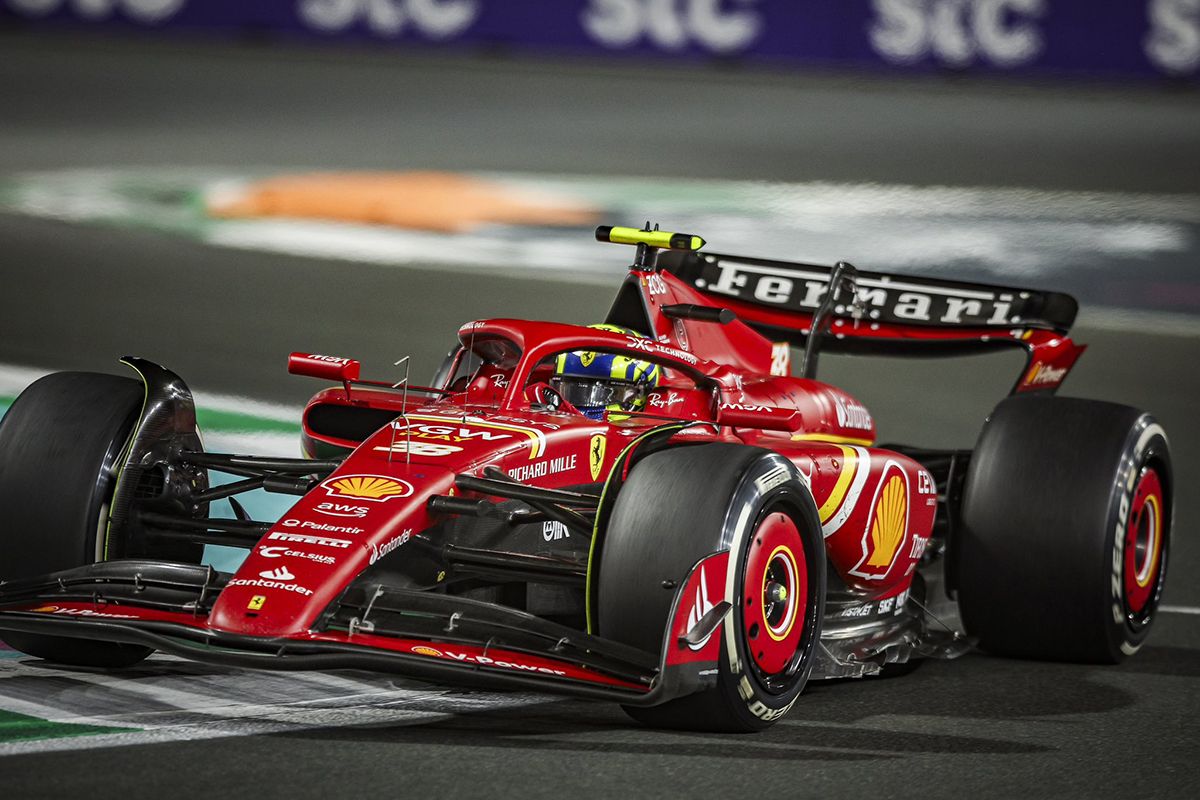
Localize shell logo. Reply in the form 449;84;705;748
322;474;413;502
412;646;444;658
849;465;910;580
867;475;907;568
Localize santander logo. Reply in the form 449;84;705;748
259;566;295;581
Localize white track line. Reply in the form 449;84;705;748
1161;605;1200;615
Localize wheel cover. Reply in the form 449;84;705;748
743;511;807;677
1124;467;1165;616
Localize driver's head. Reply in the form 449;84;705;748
552;324;661;421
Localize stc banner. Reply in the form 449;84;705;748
2;1;1198;80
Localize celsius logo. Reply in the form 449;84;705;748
868;0;1046;69
582;0;762;54
6;0;185;23
297;0;480;39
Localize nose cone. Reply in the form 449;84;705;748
208;460;455;637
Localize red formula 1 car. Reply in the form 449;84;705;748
0;226;1173;731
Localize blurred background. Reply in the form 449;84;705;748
1;0;1196;508
0;2;1199;792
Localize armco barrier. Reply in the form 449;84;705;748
2;0;1197;81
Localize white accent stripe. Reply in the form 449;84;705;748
821;446;871;538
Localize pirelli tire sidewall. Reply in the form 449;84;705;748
957;394;1173;663
1107;416;1172;657
717;452;826;727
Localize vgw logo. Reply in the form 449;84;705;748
869;0;1045;69
582;0;762;53
6;0;183;22
298;0;479;39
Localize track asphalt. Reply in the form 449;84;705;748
0;32;1197;799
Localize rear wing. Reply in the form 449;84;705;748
646;247;1085;395
657;250;1078;350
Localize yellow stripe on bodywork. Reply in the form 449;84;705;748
817;445;857;523
791;432;874;447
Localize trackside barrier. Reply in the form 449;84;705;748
1;1;1197;81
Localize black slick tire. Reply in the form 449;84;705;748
0;371;154;668
957;395;1172;663
597;443;825;732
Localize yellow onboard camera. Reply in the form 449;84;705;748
595;225;705;252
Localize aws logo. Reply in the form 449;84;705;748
321;474;413;502
849;464;910;581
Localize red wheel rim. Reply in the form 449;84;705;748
1124;467;1165;615
743;511;807;676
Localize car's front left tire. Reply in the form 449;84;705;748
596;443;825;732
0;371;155;668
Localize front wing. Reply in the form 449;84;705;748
0;556;729;706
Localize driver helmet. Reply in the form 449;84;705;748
552;324;661;421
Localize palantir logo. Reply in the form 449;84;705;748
7;0;185;22
297;0;479;39
868;0;1045;69
582;0;762;54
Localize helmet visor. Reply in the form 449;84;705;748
551;377;644;412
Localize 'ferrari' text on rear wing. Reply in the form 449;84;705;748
660;250;1078;337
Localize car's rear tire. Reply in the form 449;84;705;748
0;371;155;668
956;395;1172;663
597;444;825;732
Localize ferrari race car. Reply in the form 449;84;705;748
0;226;1173;732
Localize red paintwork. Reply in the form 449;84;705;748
281;262;993;627
743;511;806;675
308;631;649;691
1124;467;1165;614
288;352;361;383
13;601;211;627
662;551;728;668
25;256;1088;694
8;601;646;690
